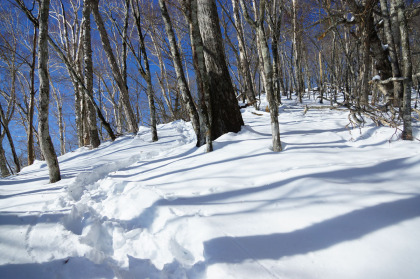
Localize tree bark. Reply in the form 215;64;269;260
0;129;10;177
198;0;244;140
379;0;403;107
240;0;281;152
28;25;37;165
131;0;158;141
158;0;201;145
392;0;413;140
82;0;101;148
292;0;304;103
232;0;256;105
38;0;61;183
182;0;213;151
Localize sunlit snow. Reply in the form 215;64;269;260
1;96;420;279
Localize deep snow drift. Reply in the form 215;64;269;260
1;97;420;279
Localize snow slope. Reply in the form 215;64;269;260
1;97;420;279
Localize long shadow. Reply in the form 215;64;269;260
0;257;114;279
0;186;63;199
135;151;275;182
0;176;49;187
281;127;349;136
0;212;66;226
127;156;419;232
109;146;199;178
203;195;420;264
144;154;418;196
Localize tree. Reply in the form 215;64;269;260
198;0;244;140
82;0;101;148
240;0;281;151
130;0;158;141
158;0;202;146
91;0;138;134
37;0;61;183
181;0;213;151
392;0;413;140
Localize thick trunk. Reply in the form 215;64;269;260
91;0;137;134
82;0;100;148
183;0;213;151
198;0;244;140
38;0;61;183
158;0;201;144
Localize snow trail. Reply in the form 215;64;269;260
1;97;420;278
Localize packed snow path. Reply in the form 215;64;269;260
1;98;420;279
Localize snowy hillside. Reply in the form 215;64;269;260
1;97;420;279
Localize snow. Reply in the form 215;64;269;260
1;97;420;279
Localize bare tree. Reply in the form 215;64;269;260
198;0;244;140
38;0;61;183
181;0;213;151
91;0;138;134
130;0;158;141
82;0;101;148
158;0;202;145
392;0;413;140
240;0;281;151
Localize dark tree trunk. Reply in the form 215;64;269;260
28;25;37;165
82;0;100;148
197;0;244;140
0;130;10;177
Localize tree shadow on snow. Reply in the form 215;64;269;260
0;257;114;279
203;195;420;264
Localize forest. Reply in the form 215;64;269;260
0;0;419;182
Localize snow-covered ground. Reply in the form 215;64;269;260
1;97;420;279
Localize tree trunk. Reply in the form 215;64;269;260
82;0;100;148
392;0;413;140
198;0;244;140
0;102;21;174
50;81;66;155
131;0;158;141
38;0;61;183
232;0;256;105
28;25;37;165
240;0;281;152
292;0;304;103
14;0;116;142
379;0;403;107
158;0;201;145
0;130;10;177
91;0;138;134
182;0;213;151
